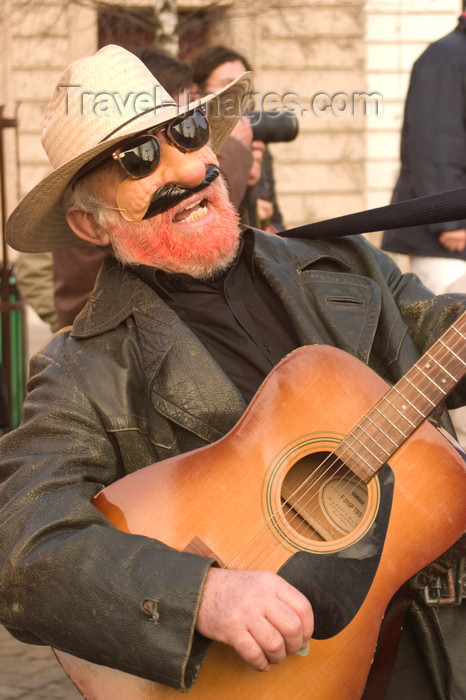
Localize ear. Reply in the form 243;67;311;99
66;210;111;247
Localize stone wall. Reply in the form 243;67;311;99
1;0;97;218
0;0;463;240
222;0;366;229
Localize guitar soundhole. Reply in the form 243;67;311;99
281;452;369;543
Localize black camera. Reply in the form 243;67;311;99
247;111;298;143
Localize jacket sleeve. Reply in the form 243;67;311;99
368;240;466;409
53;244;107;329
0;337;213;690
14;251;59;333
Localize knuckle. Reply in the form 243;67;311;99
243;647;269;671
267;635;285;655
235;634;262;662
285;617;302;638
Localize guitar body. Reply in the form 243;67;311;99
54;345;466;700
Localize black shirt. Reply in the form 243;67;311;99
134;230;299;402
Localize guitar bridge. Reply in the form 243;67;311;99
184;536;227;568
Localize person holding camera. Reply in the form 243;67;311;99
191;45;286;231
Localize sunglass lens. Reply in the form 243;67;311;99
118;135;160;178
169;109;210;151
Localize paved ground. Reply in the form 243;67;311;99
0;625;82;699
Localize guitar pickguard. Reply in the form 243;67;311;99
278;463;395;639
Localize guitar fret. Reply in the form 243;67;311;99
402;375;436;407
372;403;409;438
337;433;377;480
416;365;448;394
356;422;392;456
372;397;408;434
439;338;466;366
390;387;423;422
364;414;398;448
335;311;466;481
426;345;465;376
424;352;456;382
346;430;382;464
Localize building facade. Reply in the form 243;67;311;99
0;0;462;244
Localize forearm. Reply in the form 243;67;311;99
0;351;213;689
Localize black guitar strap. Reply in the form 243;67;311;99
280;186;466;240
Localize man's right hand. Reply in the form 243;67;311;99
195;568;314;672
439;228;466;252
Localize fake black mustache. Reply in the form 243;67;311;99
142;165;220;220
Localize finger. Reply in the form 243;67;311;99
276;582;314;641
264;601;305;655
233;630;270;672
247;617;287;665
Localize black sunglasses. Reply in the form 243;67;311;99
72;107;210;187
113;106;210;180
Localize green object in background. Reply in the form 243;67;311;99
0;265;27;431
0;107;23;431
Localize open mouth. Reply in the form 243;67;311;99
173;198;209;224
143;165;220;221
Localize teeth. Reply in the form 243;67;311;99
179;203;208;223
183;199;202;211
184;205;208;223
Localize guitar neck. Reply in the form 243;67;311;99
336;311;466;481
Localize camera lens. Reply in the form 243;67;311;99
248;112;298;143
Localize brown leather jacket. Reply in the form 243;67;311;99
0;230;465;690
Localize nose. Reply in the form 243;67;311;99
156;142;218;190
114;141;220;222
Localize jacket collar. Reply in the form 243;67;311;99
251;228;352;273
71;256;159;338
71;255;247;443
71;233;352;339
69;234;379;443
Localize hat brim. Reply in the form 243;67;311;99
6;71;253;253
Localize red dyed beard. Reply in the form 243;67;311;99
101;177;242;279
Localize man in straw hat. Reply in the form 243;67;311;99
0;45;465;698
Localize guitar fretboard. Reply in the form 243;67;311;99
335;311;466;481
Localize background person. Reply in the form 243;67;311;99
381;11;466;446
191;44;284;231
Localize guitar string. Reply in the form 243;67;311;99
226;367;464;573
258;326;466;572
224;331;466;571
262;331;466;569
223;327;466;572
278;322;466;538
223;382;416;571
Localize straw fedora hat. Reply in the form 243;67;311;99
6;44;253;253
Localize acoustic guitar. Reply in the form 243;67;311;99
55;312;466;700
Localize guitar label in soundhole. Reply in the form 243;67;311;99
319;478;368;534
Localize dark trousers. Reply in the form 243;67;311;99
385;601;466;700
